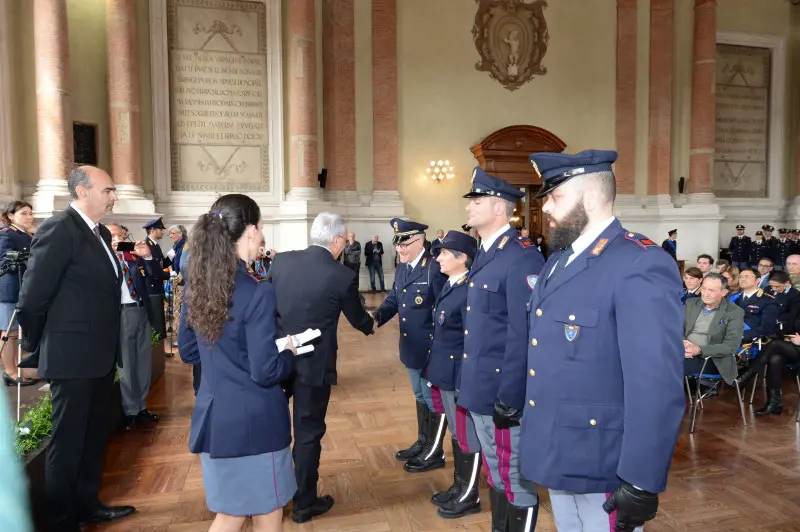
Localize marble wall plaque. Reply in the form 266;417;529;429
167;0;269;192
713;44;770;198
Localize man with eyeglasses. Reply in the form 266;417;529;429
373;218;447;473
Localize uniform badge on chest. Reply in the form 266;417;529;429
415;295;423;305
527;275;538;290
438;312;445;325
564;324;580;342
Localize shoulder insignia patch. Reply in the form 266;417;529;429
497;236;510;249
591;238;609;256
624;231;659;250
515;237;534;248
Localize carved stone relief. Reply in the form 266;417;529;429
472;0;549;91
167;0;270;192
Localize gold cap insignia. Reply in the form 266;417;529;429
530;160;541;179
393;221;399;232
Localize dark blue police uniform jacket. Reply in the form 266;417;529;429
735;289;779;341
178;262;295;458
145;236;171;294
374;250;446;370
0;225;32;304
520;220;685;495
121;253;164;324
728;235;751;263
426;274;468;391
457;227;545;415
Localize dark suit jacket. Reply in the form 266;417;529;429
364;241;384;267
144;236;170;293
179;262;294;458
773;287;800;334
683;297;745;384
18;207;122;379
120;252;164;324
0;225;32;303
266;245;374;387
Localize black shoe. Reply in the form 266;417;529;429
292;495;334;523
404;411;446;473
396;401;428;461
77;505;136;525
137;409;160;422
437;448;482;519
122;415;137;431
507;503;539;532
489;488;509;532
755;388;783;415
431;438;461;507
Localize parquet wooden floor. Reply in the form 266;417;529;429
89;293;800;531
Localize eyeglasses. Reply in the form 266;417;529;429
396;238;422;250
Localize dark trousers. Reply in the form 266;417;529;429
149;294;166;338
748;340;800;388
291;380;332;509
684;356;720;376
47;371;114;529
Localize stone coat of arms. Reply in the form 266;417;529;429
472;0;549;91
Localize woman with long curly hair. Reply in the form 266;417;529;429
179;194;297;532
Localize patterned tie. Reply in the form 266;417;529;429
93;224;103;243
117;252;138;301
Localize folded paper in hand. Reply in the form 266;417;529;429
275;328;321;355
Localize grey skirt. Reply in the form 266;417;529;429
200;446;296;516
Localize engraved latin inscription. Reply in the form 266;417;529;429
167;0;269;192
713;44;770;198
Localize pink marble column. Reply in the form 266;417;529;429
372;0;397;192
34;0;73;182
106;0;142;189
688;0;716;195
289;0;318;190
322;0;356;191
648;0;673;196
615;0;637;195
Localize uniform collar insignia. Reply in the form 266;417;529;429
421;257;427;268
591;238;609;255
498;236;510;249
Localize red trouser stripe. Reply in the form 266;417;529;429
495;426;514;504
455;405;469;452
430;386;445;414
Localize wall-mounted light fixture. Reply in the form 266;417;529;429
426;160;455;183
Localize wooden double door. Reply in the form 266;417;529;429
470;125;566;239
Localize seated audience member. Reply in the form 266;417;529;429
734;268;779;342
179;194;298;531
696;254;714;276
722;267;741;302
757;258;774;290
682;267;703;305
683;273;745;388
736;289;800;415
717;259;731;272
786;254;800;290
768;270;800;330
0;200;37;386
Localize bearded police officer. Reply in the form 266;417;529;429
521;150;684;532
373;219;447;472
458;168;545;532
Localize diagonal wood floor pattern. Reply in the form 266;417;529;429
89;293;800;531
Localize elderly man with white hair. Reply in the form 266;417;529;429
266;212;374;523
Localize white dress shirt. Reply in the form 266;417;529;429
481;223;511;252
70;204;127;303
408;248;426;270
448;271;468;286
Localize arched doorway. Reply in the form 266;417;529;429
471;125;566;238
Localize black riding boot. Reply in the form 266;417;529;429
755;388;783;415
489;487;509;532
431;439;461;506
437;447;482;519
404;410;446;473
396;401;428;461
735;353;765;385
507;502;539;532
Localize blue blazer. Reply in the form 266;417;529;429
457;228;545;415
374;250;447;369
0;225;32;304
519;220;685;495
179;262;295;458
426;274;468;391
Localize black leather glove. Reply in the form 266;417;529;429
602;482;659;532
493;400;522;429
